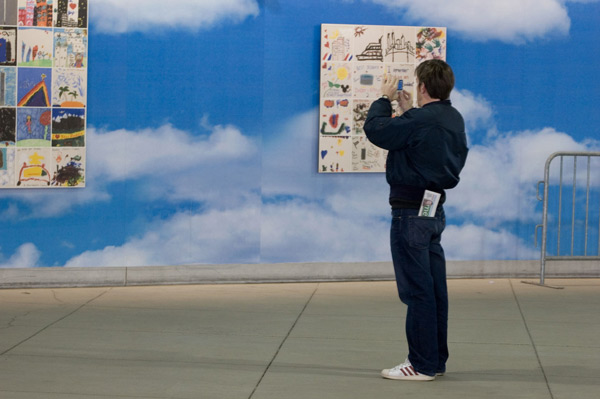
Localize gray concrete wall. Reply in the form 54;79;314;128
1;260;599;288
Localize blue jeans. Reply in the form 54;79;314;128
390;207;448;377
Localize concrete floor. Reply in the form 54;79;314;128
0;278;598;398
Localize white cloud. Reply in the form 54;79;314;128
443;224;538;260
65;205;260;267
91;0;260;33
260;200;390;263
0;243;41;268
451;89;496;139
368;0;573;43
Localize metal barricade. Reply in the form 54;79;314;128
534;152;600;286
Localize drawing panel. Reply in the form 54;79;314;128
352;136;387;172
318;136;352;173
0;147;15;187
0;27;17;66
52;68;85;107
416;27;446;62
17;67;51;106
16;147;51;186
354;25;384;63
55;0;87;28
352;99;371;135
54;28;87;68
0;106;15;144
0;66;16;105
320;97;351;136
0;0;18;26
52;108;84;147
18;27;53;67
51;146;84;186
383;26;415;64
352;63;383;99
321;62;352;97
16;107;51;146
321;24;354;62
17;0;53;27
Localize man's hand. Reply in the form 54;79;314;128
381;74;399;101
398;90;413;112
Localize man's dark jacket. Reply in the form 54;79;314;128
364;98;469;207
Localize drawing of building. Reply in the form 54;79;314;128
331;37;349;61
34;0;53;27
18;0;35;26
56;0;86;28
385;32;415;62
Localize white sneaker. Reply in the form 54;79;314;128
381;359;435;381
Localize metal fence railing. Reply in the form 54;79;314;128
534;152;600;286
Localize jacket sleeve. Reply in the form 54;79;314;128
364;98;419;151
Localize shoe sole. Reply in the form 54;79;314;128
381;372;435;381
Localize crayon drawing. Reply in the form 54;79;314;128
17;0;52;27
352;136;387;172
54;28;87;68
321;62;352;97
320;97;351;136
318;136;352;173
16;147;51;186
321;25;354;62
416;27;446;62
0;66;16;105
55;0;87;28
17;67;51;106
52;68;85;107
352;99;371;135
0;27;16;66
16;107;51;146
0;0;18;26
384;26;415;63
354;25;384;63
18;27;53;67
352;63;383;99
0;147;15;186
0;106;15;144
51;147;84;186
52;108;84;146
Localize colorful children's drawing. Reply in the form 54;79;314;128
18;27;52;67
352;136;387;172
17;67;51;106
354;25;384;63
0;106;15;144
17;0;52;27
52;108;84;146
320;97;351;136
384;26;415;63
321;25;354;62
16;147;51;186
321;62;351;97
0;66;16;105
352;63;383;99
0;27;17;66
54;28;87;68
51;147;84;186
352;99;372;135
0;147;15;187
416;27;446;62
319;24;447;174
318;136;352;173
16;107;51;146
52;68;85;107
0;0;18;26
55;0;87;28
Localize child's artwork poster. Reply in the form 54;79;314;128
0;0;87;188
319;23;446;173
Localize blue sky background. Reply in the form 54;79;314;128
1;0;600;268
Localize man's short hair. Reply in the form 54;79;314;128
415;60;455;100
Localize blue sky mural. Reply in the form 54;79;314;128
1;0;600;268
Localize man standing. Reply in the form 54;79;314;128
364;60;468;381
